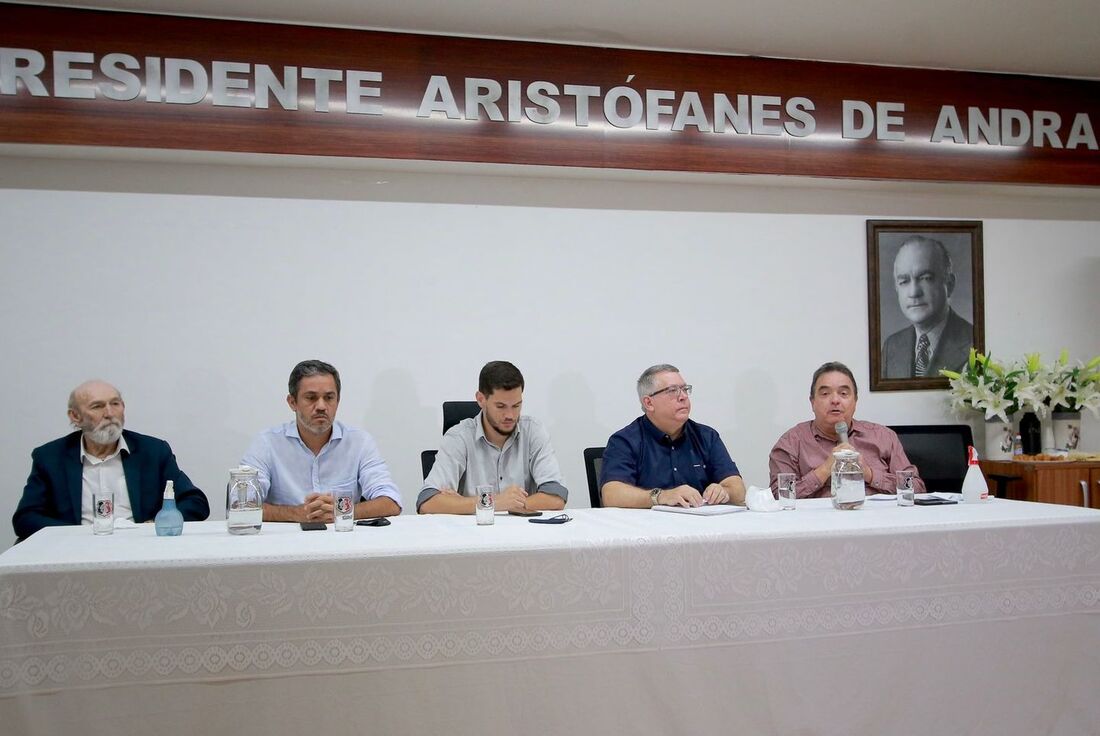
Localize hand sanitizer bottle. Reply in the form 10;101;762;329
961;446;989;503
155;480;185;536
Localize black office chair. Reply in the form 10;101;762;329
442;401;480;434
889;424;973;493
421;450;437;479
584;447;605;508
421;401;481;479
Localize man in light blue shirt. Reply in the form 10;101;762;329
242;360;402;523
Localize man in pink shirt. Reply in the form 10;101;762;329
769;362;924;498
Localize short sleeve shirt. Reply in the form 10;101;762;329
599;416;740;491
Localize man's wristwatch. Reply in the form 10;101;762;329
649;488;662;507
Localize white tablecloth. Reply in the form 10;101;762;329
3;498;1100;735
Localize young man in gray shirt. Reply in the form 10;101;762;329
417;361;568;514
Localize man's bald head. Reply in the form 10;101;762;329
68;380;122;413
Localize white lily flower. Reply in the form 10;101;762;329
981;393;1015;424
948;391;971;414
1047;382;1072;411
1014;379;1050;417
1078;387;1100;419
943;352;1020;421
948;351;1100;421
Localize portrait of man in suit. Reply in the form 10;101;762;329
867;221;984;390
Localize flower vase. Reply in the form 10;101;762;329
1019;411;1042;455
1052;410;1081;451
983;416;1014;460
1041;418;1056;452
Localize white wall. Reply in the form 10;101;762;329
2;151;1099;548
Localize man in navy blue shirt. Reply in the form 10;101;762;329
599;364;746;508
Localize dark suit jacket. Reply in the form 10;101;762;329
13;429;210;540
883;308;973;379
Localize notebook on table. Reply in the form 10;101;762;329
652;504;746;516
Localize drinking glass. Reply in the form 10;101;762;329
896;469;916;507
776;473;797;510
475;484;496;525
334;488;356;531
93;490;114;535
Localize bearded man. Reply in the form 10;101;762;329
417;361;568;514
240;360;402;523
13;380;209;540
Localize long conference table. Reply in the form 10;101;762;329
2;497;1100;736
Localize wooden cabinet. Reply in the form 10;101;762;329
980;460;1100;508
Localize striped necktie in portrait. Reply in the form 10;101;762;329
915;333;930;376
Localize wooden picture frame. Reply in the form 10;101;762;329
867;220;985;392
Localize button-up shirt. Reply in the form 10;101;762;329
241;420;402;509
768;419;925;497
599;416;740;493
417;414;568;511
79;434;133;523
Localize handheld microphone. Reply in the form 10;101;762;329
835;422;849;445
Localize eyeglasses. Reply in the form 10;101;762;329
648;384;693;398
529;513;571;525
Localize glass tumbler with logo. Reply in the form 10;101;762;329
334;488;356;531
475;484;496;525
92;490;114;535
776;473;797;510
896;469;916;506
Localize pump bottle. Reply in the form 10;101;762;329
961;446;989;503
155;480;185;535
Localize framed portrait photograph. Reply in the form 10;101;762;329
867;220;985;392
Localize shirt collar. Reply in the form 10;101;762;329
810;418;861;442
914;312;949;345
79;432;129;463
288;419;343;444
640;414;688;445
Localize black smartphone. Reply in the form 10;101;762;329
356;517;392;527
508;509;543;517
529;514;571;524
913;497;958;506
300;521;327;531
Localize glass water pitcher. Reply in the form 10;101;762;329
227;465;263;535
831;450;866;510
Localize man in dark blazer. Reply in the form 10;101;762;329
13;380;209;540
882;236;974;378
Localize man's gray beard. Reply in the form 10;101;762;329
298;417;333;437
86;422;122;446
